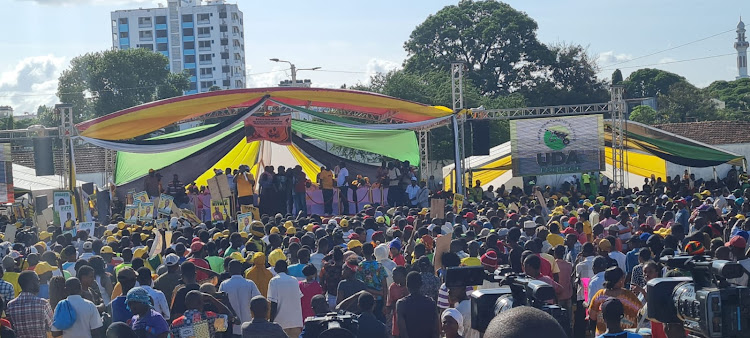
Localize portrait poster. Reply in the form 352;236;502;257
124;204;138;224
139;202;155;222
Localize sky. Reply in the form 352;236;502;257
0;0;748;115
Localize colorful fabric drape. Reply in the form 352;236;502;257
192;140;261;189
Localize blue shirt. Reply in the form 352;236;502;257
675;208;689;229
597;332;642;338
38;284;50;299
625;249;640;274
111;295;133;323
287;263;306;280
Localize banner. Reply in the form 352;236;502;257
157;194;174;216
211;198;230;221
124;204;138;224
510;115;604;176
244;115;291;145
139;202;155;222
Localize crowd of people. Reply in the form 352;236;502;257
0;164;748;338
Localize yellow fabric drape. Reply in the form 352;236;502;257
287;145;321;181
193;141;261;188
443;156;512;190
605;147;667;180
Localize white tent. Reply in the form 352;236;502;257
13;163;90;198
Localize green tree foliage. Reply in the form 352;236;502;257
704;78;750;113
37;105;60;128
612;69;623;85
629;105;662;125
57;49;189;122
657;82;717;123
621;68;687;98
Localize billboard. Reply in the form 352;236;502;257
510;115;604;176
244;115;292;145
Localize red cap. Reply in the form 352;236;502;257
404;225;414;231
568;217;578;225
406;216;415;224
465;212;475;220
562;227;577;235
192;237;202;243
348;233;360;240
726;236;747;249
190;242;204;252
481;251;498;268
289;237;301;244
507;213;518;219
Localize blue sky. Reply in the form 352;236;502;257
0;0;747;114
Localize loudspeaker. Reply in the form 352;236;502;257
471;120;490;156
35;195;47;215
33;137;54;176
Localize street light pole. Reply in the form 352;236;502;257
269;58;320;86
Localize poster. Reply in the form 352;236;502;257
124;204;139;224
59;204;76;233
211;198;230;221
11;203;24;220
433;234;452;273
237;212;253;232
181;209;201;225
139;202;155;222
79;188;94;222
244;115;292;145
155;218;168;230
3;224;16;243
241;204;260;221
453;193;464;213
429;199;445;219
158;194;174;216
510;115;604;176
53;190;73;226
126;188;136;205
207;176;232;199
150;228;163;257
77;221;95;236
133;191;149;204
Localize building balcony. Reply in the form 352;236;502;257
138;22;152;28
199;59;212;65
200;73;213;79
197;19;210;25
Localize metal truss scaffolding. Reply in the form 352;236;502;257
451;62;466;195
609;85;627;192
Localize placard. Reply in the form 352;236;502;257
165;230;173;246
139;202;154;222
181;209;201;225
0;144;13;204
155;218;168;230
126;188;136;205
241;204;260;221
157;194;174;216
207;176;232;200
150;228;163;257
453;193;464;213
77;221;95;236
124;204;139;224
53;190;73;226
4;224;16;243
133;191;149;204
244;115;292;145
237;212;253;232
59;204;76;233
433;234;452;273
429;199;445;219
211;198;230;221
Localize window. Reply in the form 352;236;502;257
235;80;243;88
219;25;228;32
198;40;211;50
199;54;212;64
181;14;193;22
183;28;194;36
183;41;195;49
232;12;239;20
222;65;230;73
157;43;168;51
184;55;196;63
155;16;167;24
233;39;241;47
112;20;117;28
234;53;241;61
220;38;228;46
219;11;227;19
112;33;118;41
185;69;196;77
232;26;240;34
197;13;210;22
223;80;230;87
139;30;153;40
137;44;153;51
201;81;215;88
221;52;229;60
200;68;213;76
138;17;152;27
119;18;128;25
156;30;167;38
120;31;129;38
189;82;197;91
197;27;211;36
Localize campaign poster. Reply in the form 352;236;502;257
124;204;139;224
133;191;149;204
211;198;230;221
453;193;464;213
53;190;73;226
244;115;292;145
158;194;174;216
237;212;253;232
181;209;201;225
240;204;260;221
59;204;76;234
139;202;154;222
155;218;168;230
77;221;95;236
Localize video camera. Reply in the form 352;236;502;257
445;265;568;334
646;255;750;338
301;312;358;338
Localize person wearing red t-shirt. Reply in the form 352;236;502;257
389;240;406;266
386;266;409;337
187;242;213;282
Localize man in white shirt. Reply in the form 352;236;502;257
405;177;420;207
309;239;329;272
219;260;261;335
79;242;95;261
51;278;103;338
268;260;304;337
136;267;170;320
337;162;350;215
604;234;627;272
586;257;608;305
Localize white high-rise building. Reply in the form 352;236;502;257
111;0;246;94
736;18;749;79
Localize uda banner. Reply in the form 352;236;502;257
510;115;604;176
244;115;292;145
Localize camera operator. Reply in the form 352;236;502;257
587;267;642;336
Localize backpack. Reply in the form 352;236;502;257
53;300;77;330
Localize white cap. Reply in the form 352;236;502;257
164;253;180;266
524;220;536;229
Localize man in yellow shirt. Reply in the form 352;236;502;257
318;167;334;216
235;165;256;206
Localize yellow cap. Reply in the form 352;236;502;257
143;226;153;231
212;232;223;241
736;214;746;220
222;229;230;236
700;190;711;196
133;247;148;258
118;221;126;229
347;240;362;250
35;241;47;251
270;227;280;234
106;236;117;243
34;262;56;275
140;233;149;241
304;223;315;232
239;231;248;239
340;219;350;228
103;230;113;237
229;251;246;263
268;248;287;266
285;226;295;235
100;246;114;254
39;231;52;241
375;216;385;224
418;208;429;215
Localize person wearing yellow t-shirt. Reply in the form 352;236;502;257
546;222;566;248
235;165;256;206
317;167;335;216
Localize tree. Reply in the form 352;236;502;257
208;85;222;92
57;49;190;122
629;105;662;125
704;78;750;113
403;0;549;96
36;105;60;128
621;68;687;98
657;82;717;123
612;69;623;85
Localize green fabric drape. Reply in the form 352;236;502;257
115;124;241;185
291;120;419;164
625;130;742;166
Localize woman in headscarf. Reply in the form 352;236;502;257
587;266;642;335
245;252;273;297
441;308;464;338
126;287;169;338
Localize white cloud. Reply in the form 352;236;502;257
245;65;291;88
658;57;677;64
596;51;633;65
0;55;66;115
18;0;159;5
365;58;400;79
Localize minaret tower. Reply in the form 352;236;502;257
736;17;749;79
